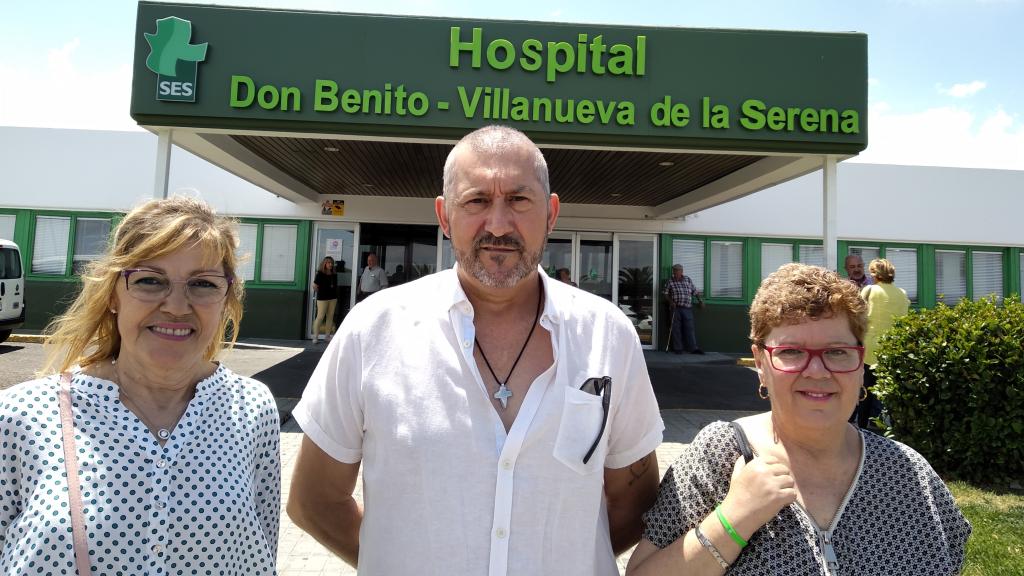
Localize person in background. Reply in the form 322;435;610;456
853;258;911;430
664;264;704;355
287;125;663;575
556;267;577;286
844;254;873;289
357;252;387;301
389;264;408;286
312;256;338;344
0;196;280;575
627;263;969;576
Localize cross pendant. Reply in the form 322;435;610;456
494;384;513;409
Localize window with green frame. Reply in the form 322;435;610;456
1019;252;1023;297
667;236;746;301
844;243;920;304
28;212;119;278
758;239;824;280
932;245;1008;305
0;213;15;241
234;220;307;287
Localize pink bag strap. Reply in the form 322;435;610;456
58;372;93;576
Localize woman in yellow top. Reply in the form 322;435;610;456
855;258;910;429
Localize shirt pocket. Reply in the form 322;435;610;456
552;384;608;475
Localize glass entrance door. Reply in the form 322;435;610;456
577;232;613;302
357;222;439;293
616;234;657;347
542;231;574;284
310;222;357;339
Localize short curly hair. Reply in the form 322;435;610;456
749;263;867;346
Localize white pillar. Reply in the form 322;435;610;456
154;129;173;199
822;155;838;271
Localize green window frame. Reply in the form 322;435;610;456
236;219;310;290
24;210;122;281
924;244;1011;305
753;238;825;281
840;241;923;306
661;234;748;305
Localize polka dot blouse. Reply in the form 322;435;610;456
643;421;971;576
0;364;281;575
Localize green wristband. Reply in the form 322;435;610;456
715;504;748;549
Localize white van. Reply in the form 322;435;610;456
0;239;25;344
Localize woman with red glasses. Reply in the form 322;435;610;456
628;263;969;576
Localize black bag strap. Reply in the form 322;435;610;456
729;421;755;463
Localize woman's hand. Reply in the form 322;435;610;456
720;449;797;539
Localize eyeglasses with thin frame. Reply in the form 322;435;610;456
761;345;865;374
121;268;233;305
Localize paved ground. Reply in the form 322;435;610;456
1;335;760;575
275;409;754;576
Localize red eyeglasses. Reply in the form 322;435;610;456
761;345;865;374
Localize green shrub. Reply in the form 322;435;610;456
873;295;1024;484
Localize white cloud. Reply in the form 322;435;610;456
852;102;1024;169
0;38;140;131
867;77;881;87
938;80;987;98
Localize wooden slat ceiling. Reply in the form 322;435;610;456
233;135;761;206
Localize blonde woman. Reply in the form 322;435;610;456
0;197;280;575
312;256;338;344
854;258;911;429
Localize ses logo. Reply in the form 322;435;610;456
145;16;208;102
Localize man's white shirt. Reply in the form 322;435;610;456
359;265;387;293
294;266;664;576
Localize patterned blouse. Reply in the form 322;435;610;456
643;421;970;575
0;364;281;575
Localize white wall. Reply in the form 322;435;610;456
682;162;1024;247
2;127;1022;247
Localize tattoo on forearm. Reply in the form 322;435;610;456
627;454;652;486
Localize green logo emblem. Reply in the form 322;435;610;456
145;16;208;102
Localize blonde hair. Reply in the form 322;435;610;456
868;258;896;283
42;196;244;374
318;256;335;275
749;263;867;347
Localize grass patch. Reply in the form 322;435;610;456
949;481;1024;575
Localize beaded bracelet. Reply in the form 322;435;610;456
694;524;730;569
715;504;748;549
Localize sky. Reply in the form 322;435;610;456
1;0;1021;170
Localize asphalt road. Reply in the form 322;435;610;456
1;339;768;412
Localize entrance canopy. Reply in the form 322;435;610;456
131;2;867;218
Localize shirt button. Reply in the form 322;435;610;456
463;340;471;348
156;459;168;469
151;544;163;554
495;528;507;539
502;460;512;470
155;500;166;510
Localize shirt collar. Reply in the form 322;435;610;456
69;363;228;400
443;264;561;326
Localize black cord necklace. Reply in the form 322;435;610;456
474;280;544;410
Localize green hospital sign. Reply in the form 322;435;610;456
131;2;868;153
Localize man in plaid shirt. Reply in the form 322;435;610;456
664;264;704;354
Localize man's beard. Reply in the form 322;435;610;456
454;232;546;289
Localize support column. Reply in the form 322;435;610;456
154;129;173;199
823;155;838;271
